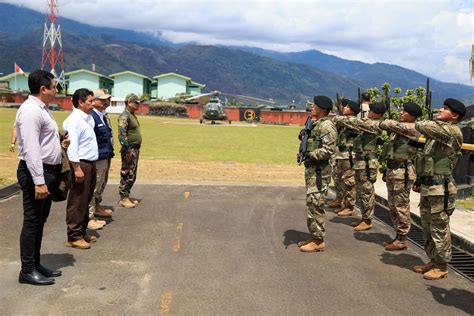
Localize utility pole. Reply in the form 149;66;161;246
41;0;65;93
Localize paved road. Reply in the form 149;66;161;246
0;184;473;315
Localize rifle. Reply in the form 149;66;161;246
385;89;391;119
297;116;313;164
426;78;432;120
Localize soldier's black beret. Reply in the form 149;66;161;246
444;98;466;118
403;102;422;118
369;102;386;114
313;95;333;110
341;98;349;106
346;100;361;114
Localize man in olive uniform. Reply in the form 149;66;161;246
298;95;337;252
378;102;422;250
333;102;386;231
334;99;361;217
327;99;347;209
411;98;465;280
118;93;142;208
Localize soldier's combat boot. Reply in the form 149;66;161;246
383;234;399;247
350;219;363;227
337;208;356;217
413;261;434;274
300;240;325;252
297;240;312;247
385;240;408;251
119;197;136;208
423;266;448;280
354;220;373;231
328;199;342;208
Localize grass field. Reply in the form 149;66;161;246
0;108;304;186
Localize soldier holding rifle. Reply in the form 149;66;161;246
297;96;337;252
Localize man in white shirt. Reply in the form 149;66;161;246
63;88;99;249
16;70;64;285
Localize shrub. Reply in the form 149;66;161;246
148;102;188;117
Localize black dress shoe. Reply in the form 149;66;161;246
37;264;62;278
19;270;55;286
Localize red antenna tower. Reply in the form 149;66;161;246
41;0;65;92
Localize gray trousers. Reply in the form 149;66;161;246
89;158;111;218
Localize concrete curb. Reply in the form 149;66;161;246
374;194;474;255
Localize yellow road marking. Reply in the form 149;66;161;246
184;191;190;199
172;223;183;252
160;291;173;315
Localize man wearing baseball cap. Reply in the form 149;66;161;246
88;89;114;230
118;93;142;208
411;98;466;280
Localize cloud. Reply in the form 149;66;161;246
3;0;473;85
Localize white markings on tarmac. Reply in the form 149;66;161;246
160;291;173;315
172;223;184;252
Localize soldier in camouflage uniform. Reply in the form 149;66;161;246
378;102;422;251
328;99;347;208
298;96;337;252
118;93;142;208
334;99;360;217
411;98;465;280
333;102;386;231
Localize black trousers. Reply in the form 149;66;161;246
17;160;59;273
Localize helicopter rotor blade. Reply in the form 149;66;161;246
185;92;214;101
220;93;274;104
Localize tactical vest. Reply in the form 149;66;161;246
381;134;411;161
352;130;377;156
336;126;357;152
91;110;114;160
305;118;329;167
416;139;458;177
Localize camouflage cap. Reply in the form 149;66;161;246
125;93;140;104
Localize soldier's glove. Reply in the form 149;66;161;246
298;129;305;141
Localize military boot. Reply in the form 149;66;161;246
300;240;325;252
354;220;373;231
65;239;91;249
413;261;434;274
350;219;363;227
423;267;448;280
297;240;312;247
119;197;136;208
337;208;356;217
87;219;104;230
385;240;408;251
328;199;342;208
383;234;399;247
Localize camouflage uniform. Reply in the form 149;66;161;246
334;119;357;210
334;116;383;221
379;120;421;239
331;146;344;202
415;120;462;267
304;117;337;241
118;110;142;198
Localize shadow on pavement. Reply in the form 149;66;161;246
283;230;310;249
329;216;357;226
379;251;425;271
41;253;76;270
353;232;393;246
426;285;474;314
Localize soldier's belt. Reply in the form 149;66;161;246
419;176;452;186
387;160;413;170
304;160;329;168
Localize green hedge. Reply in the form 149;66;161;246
148;102;188;117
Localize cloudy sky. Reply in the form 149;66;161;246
5;0;473;85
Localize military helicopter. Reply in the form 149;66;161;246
185;91;274;124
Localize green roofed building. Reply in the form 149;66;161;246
65;69;113;95
153;72;205;100
0;72;30;92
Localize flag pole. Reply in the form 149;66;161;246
14;62;17;92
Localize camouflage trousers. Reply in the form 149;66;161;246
332;160;344;201
119;148;140;198
354;159;378;220
420;194;456;266
386;165;415;237
305;166;330;241
336;159;356;209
